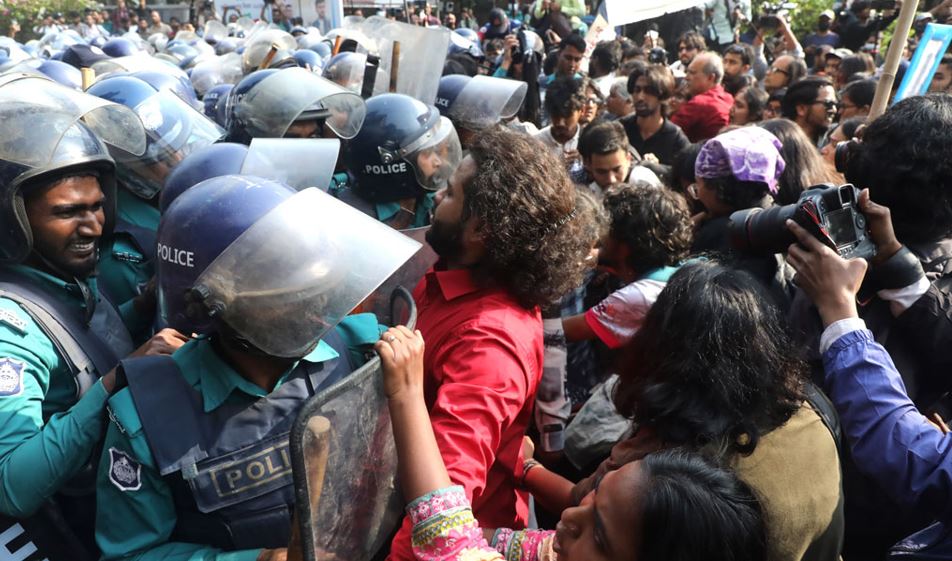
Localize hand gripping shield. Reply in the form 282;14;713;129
290;287;418;561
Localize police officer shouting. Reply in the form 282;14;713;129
94;176;418;561
0;95;188;557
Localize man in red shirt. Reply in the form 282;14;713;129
387;127;591;560
671;52;734;142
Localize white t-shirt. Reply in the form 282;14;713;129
584;278;667;348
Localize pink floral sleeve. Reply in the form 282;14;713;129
407;486;556;561
408;486;503;561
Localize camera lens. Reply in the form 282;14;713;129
727;204;799;255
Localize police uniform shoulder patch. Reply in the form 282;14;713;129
108;447;142;492
0;308;27;334
0;358;25;397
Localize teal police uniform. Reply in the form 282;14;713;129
0;265;133;517
95;315;382;560
98;189;161;341
329;173;435;229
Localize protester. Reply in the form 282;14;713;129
561;184;692;348
605;78;634;119
545;33;586;85
577;121;661;194
385;126;592;561
821;116;864;174
670;52;734;142
839;0;899;52
730;85;768;125
838;78;876;119
929;54;952;93
763;54;807;94
801;10;841;68
669;30;706;76
722;42;753;94
535;77;585;177
622;65;690;167
377;324;769;561
758;118;842;205
780;77;838;145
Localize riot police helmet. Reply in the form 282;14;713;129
158;175;419;356
102;37;138;57
345;93;462;203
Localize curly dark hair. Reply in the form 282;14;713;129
464;127;592;308
613;261;804;458
544;76;587;118
704;175;771;211
845;94;952;244
603;183;693;273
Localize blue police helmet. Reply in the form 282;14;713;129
203;83;233;123
0;115;117;264
34;60;83;91
129;69;202;110
102;37;138;57
166;42;200;69
454;28;479;43
160;143;249;212
308;41;332;59
157;175;295;334
435;74;471;116
89;36;108;49
222;68;281;144
292;49;323;73
345;93;462;203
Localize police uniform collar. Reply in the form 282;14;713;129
7;264;99;312
429;265;482;301
183;337;339;413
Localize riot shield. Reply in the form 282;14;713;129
448;75;528;131
242;138;339;191
343;16;449;106
189;53;243;96
291;287;417;561
366;227;437;325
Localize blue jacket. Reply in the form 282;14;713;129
823;328;952;523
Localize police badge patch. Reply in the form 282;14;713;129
0;358;25;397
108;447;142;492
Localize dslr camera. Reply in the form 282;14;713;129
728;184;876;260
754;1;797;30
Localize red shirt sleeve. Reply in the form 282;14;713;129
388;322;535;561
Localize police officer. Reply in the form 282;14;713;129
0;93;187;558
224;67;366;147
94;176;420;560
436;74;528;149
85;72;223;341
336;93;462;230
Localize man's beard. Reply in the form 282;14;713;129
425;218;465;262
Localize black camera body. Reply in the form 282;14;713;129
728;184;877;260
511;29;528;64
648;47;668;64
754;1;796;29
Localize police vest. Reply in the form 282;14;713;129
0;266;135;561
121;330;354;551
112;218;158;263
0;267;134;397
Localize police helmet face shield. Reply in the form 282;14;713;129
0;74;147;157
394;115;461;192
234;67;366;140
112;89;224;199
321;52;366;93
241;29;298;74
242;138;339;191
448;75;528;130
0;105;119;263
193;186;420;358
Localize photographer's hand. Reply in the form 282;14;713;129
858;189;903;266
786;219;868;326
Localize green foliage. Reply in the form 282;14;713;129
751;0;836;38
0;0;98;40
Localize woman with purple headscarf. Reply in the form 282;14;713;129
690;126;793;302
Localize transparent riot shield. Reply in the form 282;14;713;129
242;138;339;191
343;16;449;106
291;287;417;561
90;54;185;79
448;75;528;131
189;53;243;96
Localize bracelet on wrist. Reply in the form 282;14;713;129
519;459;541;489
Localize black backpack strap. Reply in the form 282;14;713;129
0;272;120;397
803;379;843;454
122;355;209;476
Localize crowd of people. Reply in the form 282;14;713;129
2;0;952;560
